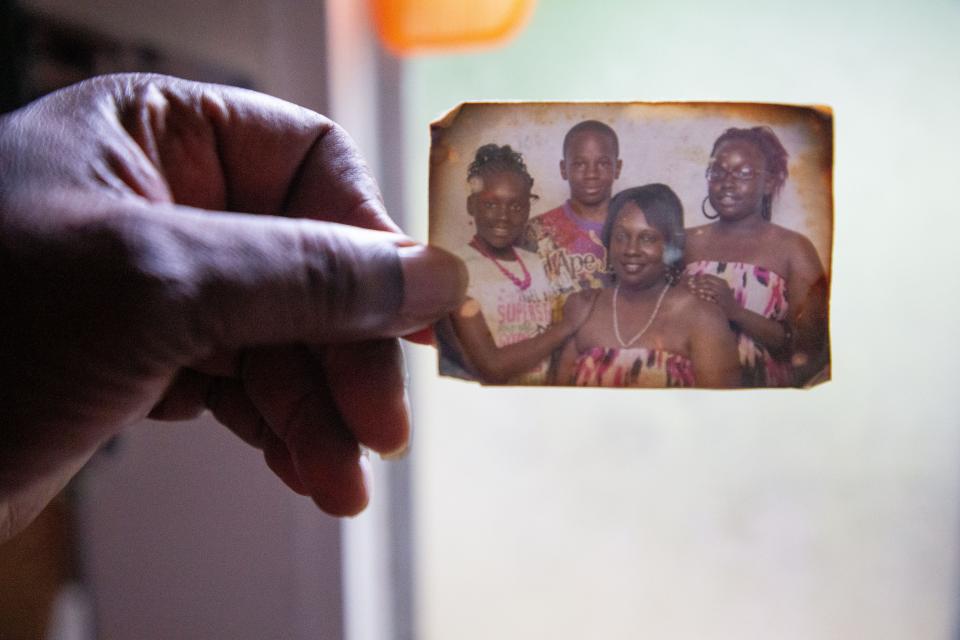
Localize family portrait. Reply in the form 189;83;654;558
431;102;832;389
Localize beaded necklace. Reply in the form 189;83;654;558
468;237;532;291
612;283;670;348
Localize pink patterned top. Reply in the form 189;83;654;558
572;347;696;388
685;260;792;387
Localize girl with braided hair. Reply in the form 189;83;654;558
447;143;596;384
686;127;829;387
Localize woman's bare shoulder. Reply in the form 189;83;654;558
684;223;716;253
766;224;824;273
666;284;728;329
666;283;715;316
686;222;716;235
570;286;611;313
566;287;603;304
684;223;715;262
766;224;815;250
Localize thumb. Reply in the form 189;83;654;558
150;205;466;350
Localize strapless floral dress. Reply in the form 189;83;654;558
572;347;695;388
685;260;793;387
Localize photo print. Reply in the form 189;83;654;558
430;102;832;389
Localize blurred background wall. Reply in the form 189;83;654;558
19;0;328;108
403;1;960;639
1;0;959;639
1;1;347;639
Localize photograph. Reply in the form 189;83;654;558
431;102;832;389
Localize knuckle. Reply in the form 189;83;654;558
297;223;402;336
92;214;206;357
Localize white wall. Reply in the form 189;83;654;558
405;1;960;638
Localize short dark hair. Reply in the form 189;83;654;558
562;120;619;158
603;184;685;280
710;126;789;221
467;143;536;196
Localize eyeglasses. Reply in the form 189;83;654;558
705;166;765;183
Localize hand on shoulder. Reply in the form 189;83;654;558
561;288;601;330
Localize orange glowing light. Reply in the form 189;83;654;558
371;0;537;55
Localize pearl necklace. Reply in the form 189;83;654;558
612;283;670;348
469;237;532;291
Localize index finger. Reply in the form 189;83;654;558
206;89;397;231
108;74;399;232
698;274;728;288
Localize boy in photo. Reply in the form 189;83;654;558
522;120;622;298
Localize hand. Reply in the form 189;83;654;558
0;74;466;542
559;289;601;333
686;274;738;319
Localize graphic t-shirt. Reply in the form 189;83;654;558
456;244;556;384
522;201;609;298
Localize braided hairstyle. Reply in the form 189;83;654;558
710;127;788;221
467;143;537;200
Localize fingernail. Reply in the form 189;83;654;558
403;326;435;346
381;444;409;461
398;245;467;321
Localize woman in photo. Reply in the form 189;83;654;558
685;127;828;386
554;184;740;388
448;144;596;385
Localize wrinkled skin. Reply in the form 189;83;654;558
0;74;466;543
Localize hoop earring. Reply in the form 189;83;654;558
701;196;720;220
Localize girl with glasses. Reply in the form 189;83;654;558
685;127;829;387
